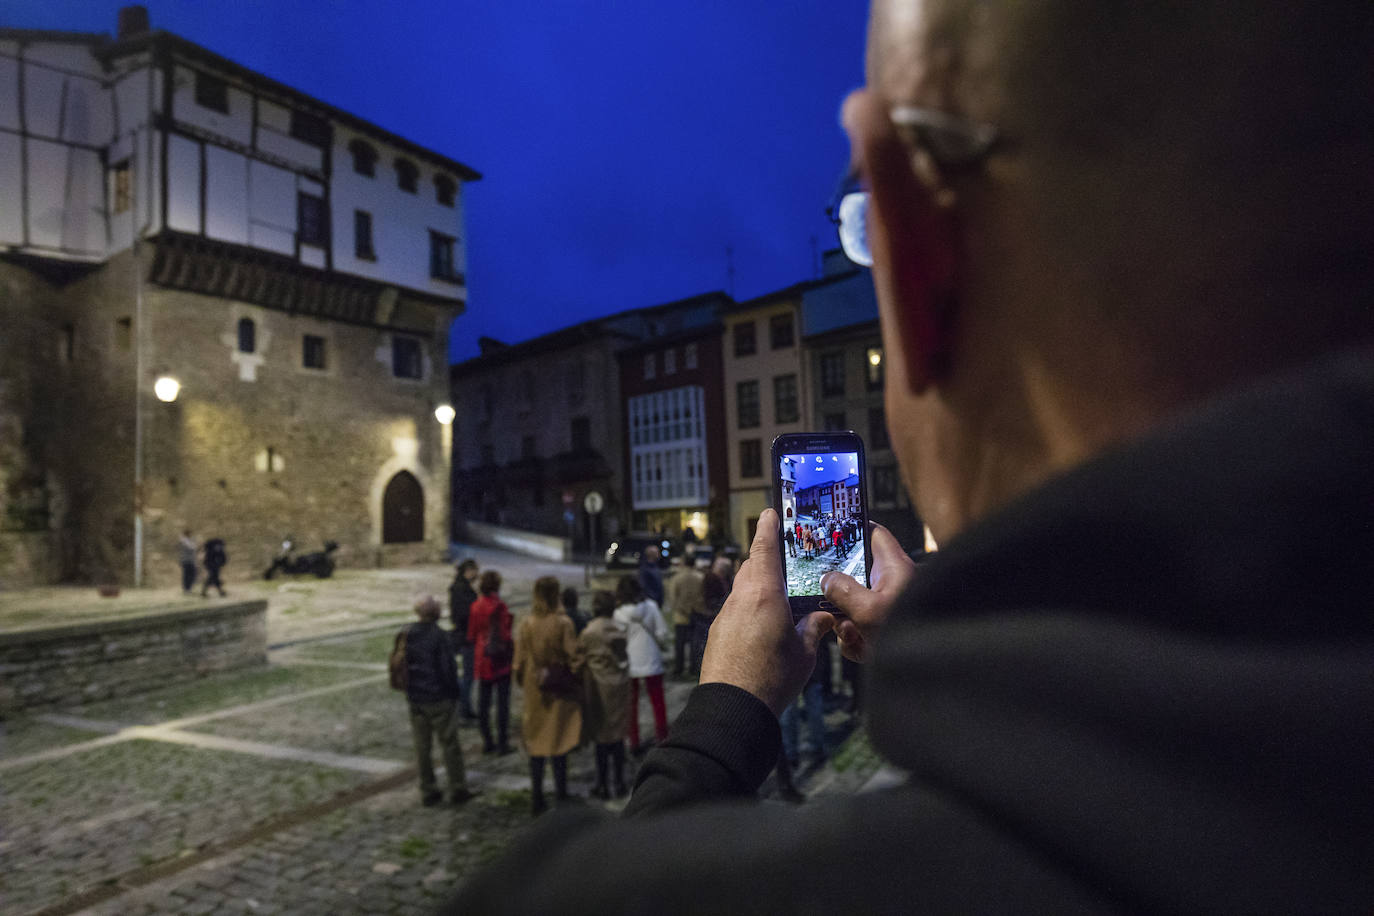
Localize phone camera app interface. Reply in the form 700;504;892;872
778;452;864;597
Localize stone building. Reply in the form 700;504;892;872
618;304;731;544
449;293;724;551
0;9;477;587
802;250;924;551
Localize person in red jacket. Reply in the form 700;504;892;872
467;569;513;755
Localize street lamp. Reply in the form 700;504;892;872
154;375;181;403
434;404;455;425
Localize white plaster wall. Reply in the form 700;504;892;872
256;123;323;172
330;125;467;297
167;133;201;233
205;145;249;245
0;55;20;130
248;159;296;254
25;138;74;249
0;134;22;245
58;146;104;254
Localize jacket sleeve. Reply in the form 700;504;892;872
438;629;460;698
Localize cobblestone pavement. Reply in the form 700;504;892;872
2;547;884;915
783;539;866;596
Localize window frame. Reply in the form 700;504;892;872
435;174;457;207
820;350;846;398
769;312;795;350
391;335;423;380
237;317;256;354
302;333;327;370
354;210;375;260
733;320;757;357
429;230;459;282
739;438;762;479
297;192;328;247
194;71;228;114
736;379;760;429
395;157;419;193
289;110;330;148
773;373;800;425
868;405;891;450
866;347;885;391
110;159;132;215
348;139;377;177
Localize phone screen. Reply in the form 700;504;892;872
777;450;867;598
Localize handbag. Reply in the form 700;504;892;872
537;662;581;699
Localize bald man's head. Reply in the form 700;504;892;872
865;0;1374;381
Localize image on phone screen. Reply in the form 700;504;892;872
777;450;866;597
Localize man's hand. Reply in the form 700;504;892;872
821;522;916;662
699;508;834;717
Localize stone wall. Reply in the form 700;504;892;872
0;599;267;713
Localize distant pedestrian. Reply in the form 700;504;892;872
562;586;589;635
613;575;669;754
664;559;706;676
579;590;630;799
468;570;513;755
784;527;797;558
637;545;664;607
514;576;585;816
201;537;227;597
448;559;480;721
397;596;476;807
832;526;843;558
697;557;734;675
178;529;197;594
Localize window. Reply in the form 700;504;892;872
824;411;847;432
348;139;377;177
664;349;677;375
354;210;374;260
297;193;327;246
770;313;794;349
435;174;456;207
302;334;326;369
737;380;760;429
289;110;329;147
866;347;885;390
684;343;698;369
392;336;422;379
820;351;845;397
869;405;890;449
733;321;756;356
773;374;799;424
115;316;132;351
740;439;762;479
644;353;656;380
429;231;459;281
237;317;256;354
111;160;131;214
395;157;418;193
571;416;591;451
194;71;228;113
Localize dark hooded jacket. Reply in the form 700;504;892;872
445;349;1374;914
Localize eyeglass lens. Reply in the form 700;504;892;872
837;191;873;267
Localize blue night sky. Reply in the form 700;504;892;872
5;1;870;363
783;452;859;490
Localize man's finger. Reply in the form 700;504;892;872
835;618;866;662
797;610;836;655
821;570;880;622
867;521;908;572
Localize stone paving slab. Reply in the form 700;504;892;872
0;716;106;760
0;739;369;915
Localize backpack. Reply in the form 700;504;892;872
388;625;411;691
483;607;513;665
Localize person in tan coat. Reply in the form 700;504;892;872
579;590;631;798
664;559;706;676
513;576;585;816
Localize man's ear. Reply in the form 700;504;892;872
852;100;959;395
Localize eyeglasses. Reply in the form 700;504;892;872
826;105;1001;267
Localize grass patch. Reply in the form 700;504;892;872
398;835;433;859
488;789;533;811
291;630;401;665
829;728;872;773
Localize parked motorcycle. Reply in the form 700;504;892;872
263;538;338;579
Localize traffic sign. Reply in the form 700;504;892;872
583;490;605;515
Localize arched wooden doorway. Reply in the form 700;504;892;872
382;471;424;543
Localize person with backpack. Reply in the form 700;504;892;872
389;596;476;807
467;569;514;755
201;537;228;597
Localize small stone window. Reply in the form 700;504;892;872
237;318;256;354
392;335;422;379
289;110;330;147
298;193;327;246
302;334;326;370
395;158;419;193
194;71;228;113
435;174;456;207
348;139;377;177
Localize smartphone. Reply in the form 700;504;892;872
770;431;872;619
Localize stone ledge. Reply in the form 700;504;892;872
0;600;266;646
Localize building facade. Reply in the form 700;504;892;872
617;313;730;544
0;10;476;586
802;256;923;550
449;293;724;551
